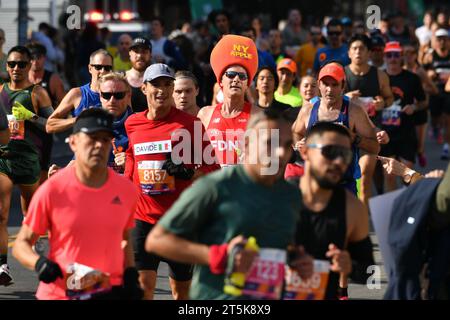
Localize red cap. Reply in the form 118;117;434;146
210;34;258;86
318;63;345;82
384;41;402;53
277;58;297;74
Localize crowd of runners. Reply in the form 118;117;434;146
0;7;449;300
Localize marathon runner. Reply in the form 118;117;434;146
295;121;374;299
403;43;439;167
344;34;394;206
173;70;201;116
124;63;219;299
0;46;54;286
198;34;261;167
293;61;380;195
275;58;303;107
381;41;427;191
26;42;66;182
146;110;314;300
255;66;291;113
48;72;134;176
46;49;113;133
299;75;319;103
12;108;143;300
125;37;152;113
422;29;450;159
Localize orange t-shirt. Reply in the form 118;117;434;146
24;166;139;300
295;43;324;77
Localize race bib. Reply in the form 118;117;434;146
241;248;286;300
283;260;330;300
7;115;25;140
65;263;111;300
137;160;175;195
382;102;402;127
358;97;376;117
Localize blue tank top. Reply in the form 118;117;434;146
72;83;101;117
307;96;361;183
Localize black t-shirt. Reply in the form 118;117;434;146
383;70;426;139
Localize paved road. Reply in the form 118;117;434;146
1;129;448;300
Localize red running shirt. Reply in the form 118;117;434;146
124;107;219;224
206;102;252;166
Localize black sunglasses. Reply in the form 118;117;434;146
224;71;248;81
91;64;113;71
385;52;401;58
307;144;353;164
100;91;127;100
7;61;29;69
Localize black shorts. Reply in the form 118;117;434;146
380;136;417;163
429;92;450;117
132;219;193;281
413;109;428;126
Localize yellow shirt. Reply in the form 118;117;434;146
295;43;324;77
274;87;302;107
113;55;132;73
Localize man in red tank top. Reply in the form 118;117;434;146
198;35;261;167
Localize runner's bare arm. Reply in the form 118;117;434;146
12;224;41;271
146;224;210;265
49;73;66;105
46;87;81;133
197;105;215;129
446;77;450;93
346;191;369;244
350;103;380;154
377;69;394;108
124;144;135;180
417;67;439;96
292;101;312;143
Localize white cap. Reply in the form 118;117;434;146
435;29;449;38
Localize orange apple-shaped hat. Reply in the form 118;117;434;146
210;34;258;86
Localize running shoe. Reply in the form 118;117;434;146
0;264;13;286
418;153;427;167
441;144;449;160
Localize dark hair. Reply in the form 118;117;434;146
348;34;372;50
7;45;31;60
25;41;47;57
208;9;231;25
305;121;351;142
152;17;165;28
175;70;199;88
255;66;279;90
327;18;343;30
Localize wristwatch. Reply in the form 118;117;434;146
403;169;418;184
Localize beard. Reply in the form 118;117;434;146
310;165;343;189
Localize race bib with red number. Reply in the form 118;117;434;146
7;115;25;140
382;103;402;127
137;160;175;195
283;260;330;300
241;249;286;300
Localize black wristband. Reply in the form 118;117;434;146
35;256;63;284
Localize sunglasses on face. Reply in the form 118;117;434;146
224;71;248;81
90;64;113;71
7;61;29;69
385;52;401;59
100;91;127;100
307;144;353;165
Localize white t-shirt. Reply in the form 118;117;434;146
415;25;432;46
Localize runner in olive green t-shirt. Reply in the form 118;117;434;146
146;111;314;300
0;46;53;287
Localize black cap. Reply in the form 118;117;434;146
73;108;114;136
130;37;152;51
371;35;386;48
